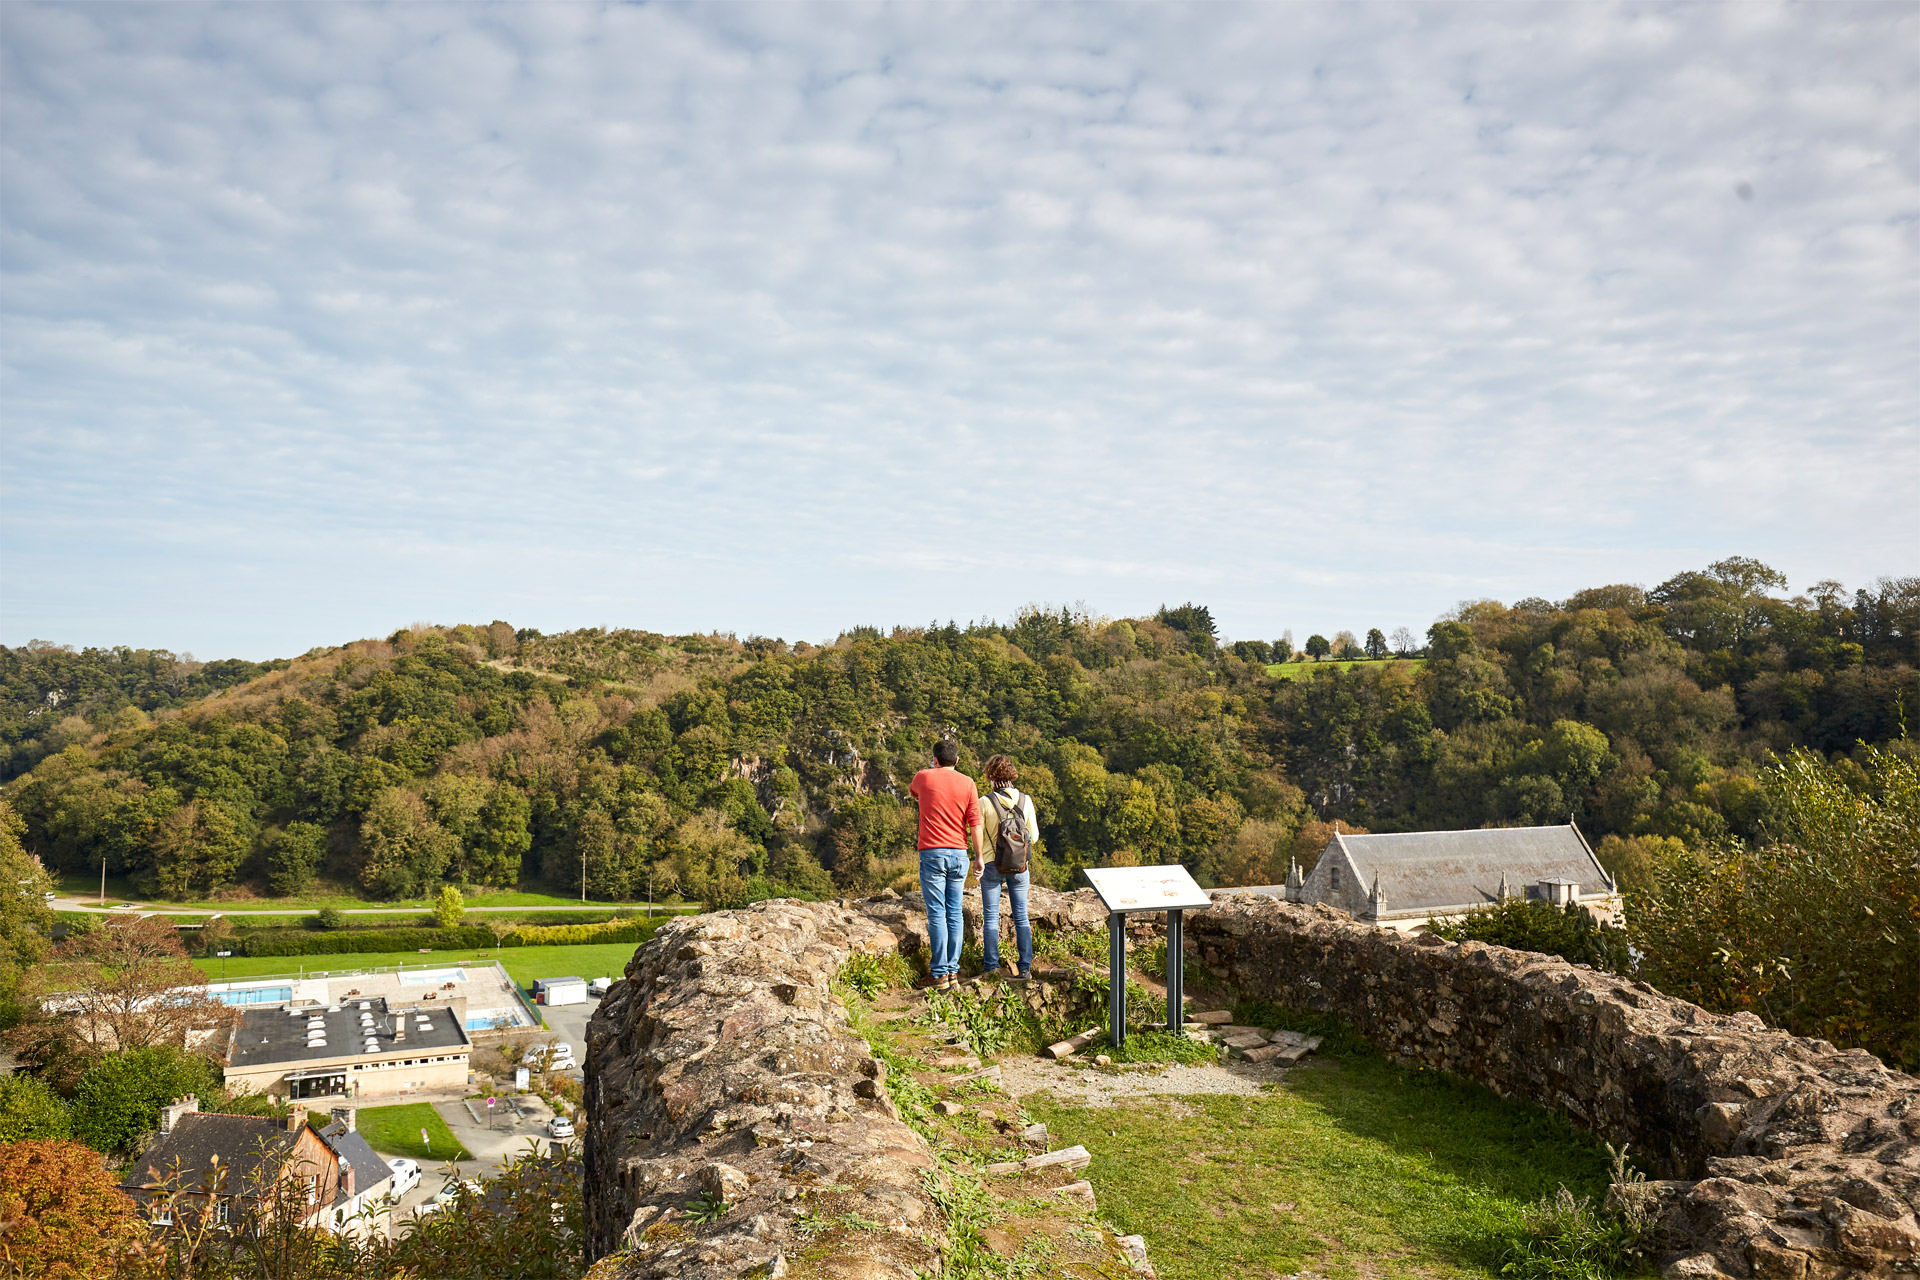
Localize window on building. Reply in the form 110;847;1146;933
1331;865;1341;890
213;1199;230;1226
151;1204;174;1226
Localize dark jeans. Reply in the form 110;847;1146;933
918;847;967;978
980;864;1032;974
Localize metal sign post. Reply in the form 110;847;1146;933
1084;866;1211;1050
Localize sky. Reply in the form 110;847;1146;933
2;2;1915;661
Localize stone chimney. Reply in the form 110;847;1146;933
1495;873;1511;902
160;1094;200;1133
1284;858;1305;904
329;1106;355;1132
285;1104;309;1133
341;1157;355;1199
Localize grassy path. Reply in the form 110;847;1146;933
1024;1048;1613;1279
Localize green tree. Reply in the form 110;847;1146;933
69;1045;221;1155
471;783;533;887
433;883;465;927
1364;628;1388;660
263;820;327;896
0;797;53;1028
1304;634;1330;661
0;1071;71;1141
1626;745;1920;1070
355;786;457;899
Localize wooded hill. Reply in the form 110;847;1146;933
3;559;1914;907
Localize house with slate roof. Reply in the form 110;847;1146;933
1253;823;1618;931
121;1098;394;1239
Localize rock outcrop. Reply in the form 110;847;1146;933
582;899;939;1279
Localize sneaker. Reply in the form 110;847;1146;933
1010;969;1032;983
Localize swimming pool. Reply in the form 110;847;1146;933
397;967;470;986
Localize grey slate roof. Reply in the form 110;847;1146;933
318;1121;393;1205
122;1113;303;1196
1334;824;1612;913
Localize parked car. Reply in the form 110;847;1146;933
523;1041;576;1071
385;1158;421;1200
546;1116;574;1139
418;1179;481;1215
587;977;613;997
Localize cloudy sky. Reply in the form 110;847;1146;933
2;2;1914;659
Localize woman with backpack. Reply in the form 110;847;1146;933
975;754;1039;981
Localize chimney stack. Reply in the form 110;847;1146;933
160;1094;200;1133
330;1106;355;1132
285;1104;309;1133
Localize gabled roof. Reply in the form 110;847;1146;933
121;1113;318;1197
1330;824;1612;914
318;1121;393;1205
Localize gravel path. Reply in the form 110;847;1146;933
997;1053;1292;1106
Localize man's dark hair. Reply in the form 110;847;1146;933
933;740;959;767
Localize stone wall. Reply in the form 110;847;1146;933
1191;893;1920;1279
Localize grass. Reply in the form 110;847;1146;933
1026;1050;1618;1280
1267;657;1427;682
189;942;646;989
353;1103;473;1162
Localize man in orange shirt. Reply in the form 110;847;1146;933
908;740;983;991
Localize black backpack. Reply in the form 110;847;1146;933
987;788;1032;875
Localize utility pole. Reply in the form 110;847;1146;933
100;856;106;906
580;845;586;903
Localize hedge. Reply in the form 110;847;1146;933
236;918;654;957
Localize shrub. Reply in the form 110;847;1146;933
309;907;345;931
0;1071;72;1141
1499;1185;1641;1280
433;884;465;927
69;1046;221;1155
1430;899;1631;971
0;1139;145;1279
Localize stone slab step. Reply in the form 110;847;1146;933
1043;1027;1103;1060
985;1145;1093;1176
1220;1032;1270;1050
1052;1179;1096;1209
1187;1010;1232;1025
1021;1122;1048;1148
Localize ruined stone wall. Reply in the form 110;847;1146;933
1192;893;1920;1279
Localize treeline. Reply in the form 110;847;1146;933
1;560;1914;914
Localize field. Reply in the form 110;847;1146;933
353;1103;473;1162
1267;657;1426;682
190;942;647;990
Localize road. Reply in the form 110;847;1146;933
48;896;687;917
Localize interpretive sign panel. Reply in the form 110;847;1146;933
1081;864;1210;1050
1084;864;1211;914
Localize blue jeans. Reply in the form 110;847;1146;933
980;865;1031;974
918;848;968;978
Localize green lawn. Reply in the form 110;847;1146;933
190;942;647;989
1027;1049;1614;1280
353;1103;473;1162
53;872;688;916
1267;657;1427;682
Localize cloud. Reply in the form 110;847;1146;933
1;1;1914;657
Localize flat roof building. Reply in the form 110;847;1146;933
222;996;472;1102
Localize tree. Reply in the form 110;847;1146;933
434;883;465;928
355;786;456;898
69;1044;222;1154
1304;634;1331;661
0;1071;71;1141
1626;745;1920;1070
1273;634;1294;662
1390;626;1416;656
0;1139;144;1278
5;913;235;1082
1332;630;1361;660
264;820;327;896
1364;628;1388;660
0;796;54;1028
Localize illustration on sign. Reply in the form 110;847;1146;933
1083;864;1211;913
